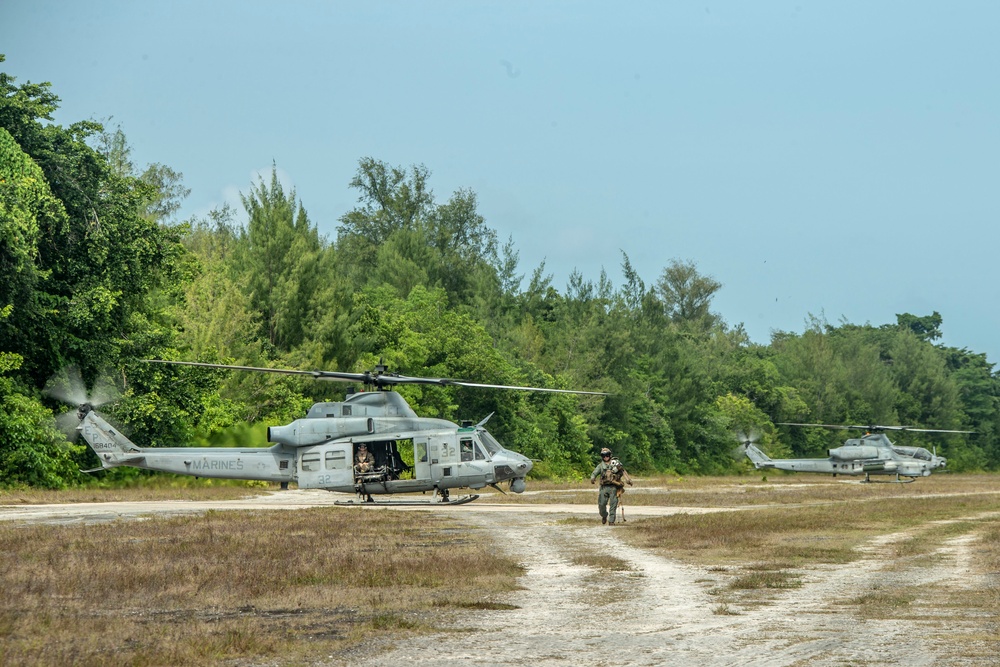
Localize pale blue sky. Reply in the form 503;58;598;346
3;1;999;362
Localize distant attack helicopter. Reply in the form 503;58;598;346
72;360;605;505
738;423;972;483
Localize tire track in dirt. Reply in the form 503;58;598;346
354;510;987;667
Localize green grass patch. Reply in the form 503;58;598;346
568;552;632;571
727;569;801;590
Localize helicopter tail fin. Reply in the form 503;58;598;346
78;409;145;469
743;442;773;469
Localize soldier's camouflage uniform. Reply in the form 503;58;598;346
354;449;375;475
589;458;632;524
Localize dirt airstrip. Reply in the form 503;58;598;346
2;488;997;666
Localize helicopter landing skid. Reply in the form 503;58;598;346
861;475;916;484
334;494;480;507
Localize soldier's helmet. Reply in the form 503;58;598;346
600;447;612;457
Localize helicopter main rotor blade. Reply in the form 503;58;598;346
431;379;608;395
778;422;974;434
777;422;858;430
881;427;975;434
144;360;608;395
143;360;371;383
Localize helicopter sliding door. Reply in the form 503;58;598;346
427;434;459;487
421;433;488;490
297;443;353;490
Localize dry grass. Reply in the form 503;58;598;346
0;509;522;666
848;586;918;618
0;481;273;505
568;551;632;572
925;519;1000;659
613;480;1000;654
622;493;1000;566
487;472;1000;508
4;473;1000;664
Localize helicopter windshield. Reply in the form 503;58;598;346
477;429;504;455
892;446;933;461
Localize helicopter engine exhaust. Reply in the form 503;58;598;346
267;417;375;446
829;445;880;460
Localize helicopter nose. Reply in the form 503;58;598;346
494;451;532;482
518;453;533;476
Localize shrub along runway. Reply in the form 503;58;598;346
1;476;998;666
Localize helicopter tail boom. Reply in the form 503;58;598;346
78;409;145;469
742;442;774;469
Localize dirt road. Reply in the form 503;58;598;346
1;491;991;666
351;507;989;667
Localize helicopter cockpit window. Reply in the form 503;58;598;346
474;442;486;460
478;430;503;455
914;448;932;461
460;438;474;462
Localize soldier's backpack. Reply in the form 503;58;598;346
600;462;624;487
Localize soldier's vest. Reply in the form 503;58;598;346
600;464;623;487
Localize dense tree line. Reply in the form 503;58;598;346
2;59;998;487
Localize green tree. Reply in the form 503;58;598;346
0;126;65;358
1;60;186;387
336;158;502;311
655;258;723;331
896;311;943;342
0;306;82;487
234;167;324;351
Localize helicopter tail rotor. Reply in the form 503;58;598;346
733;428;774;468
43;366;122;440
731;428;761;459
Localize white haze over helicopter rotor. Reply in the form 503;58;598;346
43;366;122;439
43;365;120;409
731;428;762;460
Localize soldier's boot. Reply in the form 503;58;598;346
601;515;607;525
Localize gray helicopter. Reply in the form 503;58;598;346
739;423;972;483
74;360;605;505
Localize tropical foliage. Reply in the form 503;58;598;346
2;57;998;487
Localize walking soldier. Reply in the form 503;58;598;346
589;448;632;524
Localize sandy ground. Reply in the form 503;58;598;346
1;491;994;666
351;511;993;667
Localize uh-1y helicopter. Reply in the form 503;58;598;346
74;360;605;505
739;423;972;483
